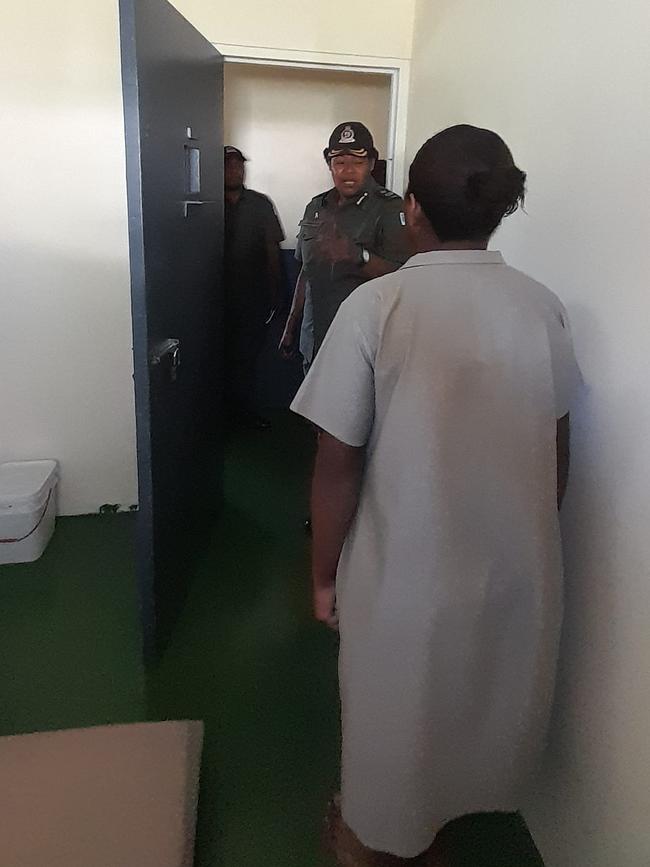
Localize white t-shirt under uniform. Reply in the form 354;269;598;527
291;250;581;858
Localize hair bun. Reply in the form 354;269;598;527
466;165;526;215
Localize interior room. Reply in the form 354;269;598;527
1;0;649;865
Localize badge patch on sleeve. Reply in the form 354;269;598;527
399;212;406;226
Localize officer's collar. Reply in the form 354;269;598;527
323;176;379;208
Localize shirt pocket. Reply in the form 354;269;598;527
298;221;319;268
298;216;320;237
351;214;378;250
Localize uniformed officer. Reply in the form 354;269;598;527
224;145;284;430
280;122;409;364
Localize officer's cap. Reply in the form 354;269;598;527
224;146;248;162
324;122;378;162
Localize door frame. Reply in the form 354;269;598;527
214;43;410;194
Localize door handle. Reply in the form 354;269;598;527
149;338;181;382
149;338;180;366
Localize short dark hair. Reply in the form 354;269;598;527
408;125;526;242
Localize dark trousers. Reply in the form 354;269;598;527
225;311;267;414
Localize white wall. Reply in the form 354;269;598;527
224;63;392;247
408;1;650;864
0;2;137;515
0;0;415;516
175;0;415;59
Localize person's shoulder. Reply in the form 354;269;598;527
304;190;331;209
371;186;405;219
299;191;331;222
504;264;569;326
245;188;276;209
342;270;403;317
371;185;403;206
373;185;401;201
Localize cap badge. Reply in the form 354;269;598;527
339;125;356;144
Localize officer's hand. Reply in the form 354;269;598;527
317;226;356;264
279;320;298;359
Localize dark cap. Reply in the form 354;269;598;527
324;122;377;161
224;146;248;161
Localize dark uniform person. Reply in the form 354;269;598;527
280;122;409;364
224;145;284;429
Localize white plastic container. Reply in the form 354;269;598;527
0;460;58;565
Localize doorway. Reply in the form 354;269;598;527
224;62;394;247
223;61;395;409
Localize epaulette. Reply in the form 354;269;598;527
376;187;400;200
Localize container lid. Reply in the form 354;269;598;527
0;460;58;508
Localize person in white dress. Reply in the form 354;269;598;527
291;124;581;866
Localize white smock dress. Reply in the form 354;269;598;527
291;250;581;858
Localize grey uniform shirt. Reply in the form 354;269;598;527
295;178;408;356
292;250;581;857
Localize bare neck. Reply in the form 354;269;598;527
412;228;488;253
225;187;243;206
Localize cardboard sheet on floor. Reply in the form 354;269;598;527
0;720;203;867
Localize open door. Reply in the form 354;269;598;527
119;0;224;659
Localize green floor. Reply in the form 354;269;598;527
148;414;340;866
0;412;543;866
0;510;145;736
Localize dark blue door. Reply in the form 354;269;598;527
119;0;224;659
